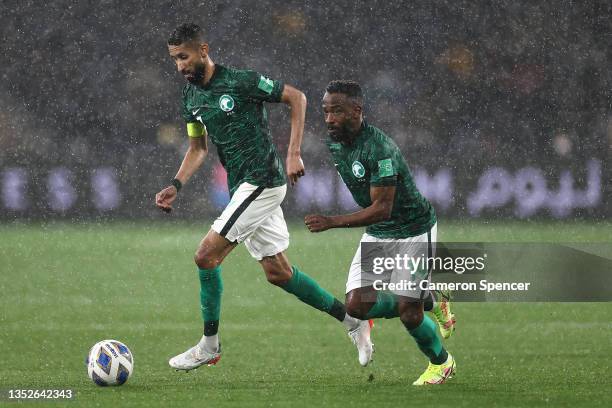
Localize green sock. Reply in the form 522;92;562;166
365;291;400;319
198;266;223;336
407;315;448;364
280;266;346;322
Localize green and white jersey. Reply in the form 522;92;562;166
181;65;286;196
326;122;436;239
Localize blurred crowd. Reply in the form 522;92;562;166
0;0;610;216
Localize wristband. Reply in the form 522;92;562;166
171;178;183;192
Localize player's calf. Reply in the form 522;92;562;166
398;300;424;330
260;254;293;286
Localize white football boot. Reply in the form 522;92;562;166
348;319;374;367
169;336;221;372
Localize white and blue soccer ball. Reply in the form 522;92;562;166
86;340;134;386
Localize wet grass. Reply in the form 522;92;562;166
1;221;610;407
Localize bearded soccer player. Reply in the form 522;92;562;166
305;80;456;385
155;24;373;371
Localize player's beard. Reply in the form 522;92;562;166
186;62;206;85
328;122;354;143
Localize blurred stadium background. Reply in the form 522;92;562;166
1;0;610;221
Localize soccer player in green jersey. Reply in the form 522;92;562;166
305;80;456;385
155;24;373;371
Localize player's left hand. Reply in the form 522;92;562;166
286;155;305;186
304;214;333;232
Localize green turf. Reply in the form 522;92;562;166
1;221;611;407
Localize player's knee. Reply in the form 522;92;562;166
345;304;368;320
345;292;371;320
264;265;292;286
399;306;423;330
194;247;221;270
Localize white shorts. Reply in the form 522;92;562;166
211;182;289;260
346;223;437;299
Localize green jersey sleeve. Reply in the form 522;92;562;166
239;70;285;103
367;137;400;187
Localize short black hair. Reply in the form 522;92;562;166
325;80;363;101
168;23;204;46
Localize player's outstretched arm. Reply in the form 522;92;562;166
305;185;396;232
281;84;306;185
155;135;208;213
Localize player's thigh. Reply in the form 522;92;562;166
345;233;387;295
244;206;290;261
211;183;286;244
388;224;437;300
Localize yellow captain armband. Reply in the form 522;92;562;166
187;122;207;138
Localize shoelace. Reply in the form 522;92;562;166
435;289;452;302
348;328;359;345
349;324;367;345
423;362;443;380
433;302;451;323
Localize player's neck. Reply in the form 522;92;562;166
343;119;364;144
201;60;216;86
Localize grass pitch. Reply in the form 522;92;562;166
1;220;611;407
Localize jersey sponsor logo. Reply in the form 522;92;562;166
378;158;395;177
219;95;235;112
257;76;274;94
328;143;341;152
352;161;366;178
192;108;201;116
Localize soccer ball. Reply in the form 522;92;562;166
86;340;134;386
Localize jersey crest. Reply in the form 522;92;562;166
219;95;235;112
352;161;366;178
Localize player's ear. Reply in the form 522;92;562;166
199;43;209;59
